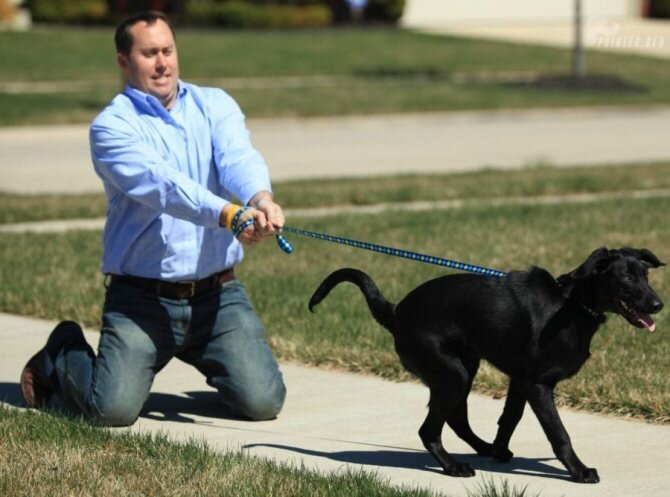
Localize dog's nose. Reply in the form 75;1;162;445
651;299;664;313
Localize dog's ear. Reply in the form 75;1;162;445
556;247;612;297
621;248;666;269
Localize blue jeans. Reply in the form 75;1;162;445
47;278;286;426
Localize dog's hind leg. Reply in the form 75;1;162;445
420;389;476;477
417;357;476;478
445;358;495;458
491;380;525;463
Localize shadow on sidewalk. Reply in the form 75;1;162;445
0;382;24;407
243;443;572;481
140;390;245;423
1;387;253;423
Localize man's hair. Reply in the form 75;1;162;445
114;12;175;56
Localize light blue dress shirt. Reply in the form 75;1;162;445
90;81;272;281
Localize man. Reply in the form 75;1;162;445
20;12;287;426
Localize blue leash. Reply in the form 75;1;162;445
275;229;604;318
274;228;507;278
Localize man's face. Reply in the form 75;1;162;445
117;19;179;109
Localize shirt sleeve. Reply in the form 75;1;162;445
207;89;272;205
90;113;227;229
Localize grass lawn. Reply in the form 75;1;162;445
2;27;670;125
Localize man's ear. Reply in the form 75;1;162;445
117;52;129;72
556;247;612;297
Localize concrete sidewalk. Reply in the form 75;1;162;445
2;313;669;496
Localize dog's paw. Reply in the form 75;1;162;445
444;463;476;478
491;446;514;463
572;467;600;484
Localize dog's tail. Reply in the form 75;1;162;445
308;268;397;333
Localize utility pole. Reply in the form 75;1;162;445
573;0;587;78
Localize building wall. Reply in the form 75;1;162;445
403;0;642;27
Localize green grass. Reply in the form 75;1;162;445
1;166;669;423
2;161;670;224
466;478;541;497
3;27;670;125
0;406;442;497
0;192;107;224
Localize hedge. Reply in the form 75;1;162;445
28;0;405;27
185;0;332;28
649;0;670;18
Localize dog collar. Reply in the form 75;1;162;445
579;303;602;320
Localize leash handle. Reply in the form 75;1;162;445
276;234;293;254
229;205;293;253
277;226;506;277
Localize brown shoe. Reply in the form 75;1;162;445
20;350;53;408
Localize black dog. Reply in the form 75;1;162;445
308;247;664;483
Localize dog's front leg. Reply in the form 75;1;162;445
491;380;525;463
524;383;600;483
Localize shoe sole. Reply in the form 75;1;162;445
20;350;48;408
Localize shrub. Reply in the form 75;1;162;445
649;0;670;17
28;0;109;24
325;0;405;24
185;0;332;28
366;0;405;23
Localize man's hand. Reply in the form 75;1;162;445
220;191;285;246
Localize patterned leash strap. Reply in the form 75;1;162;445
276;226;507;278
229;206;295;255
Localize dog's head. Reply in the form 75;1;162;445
557;247;665;332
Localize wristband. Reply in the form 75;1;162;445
225;204;242;231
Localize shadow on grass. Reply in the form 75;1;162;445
243;443;572;481
504;73;646;93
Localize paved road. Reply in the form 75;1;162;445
3;106;670;193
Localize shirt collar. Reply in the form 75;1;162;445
123;81;188;119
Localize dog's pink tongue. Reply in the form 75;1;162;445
638;314;656;333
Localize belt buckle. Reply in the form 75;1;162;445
177;280;197;299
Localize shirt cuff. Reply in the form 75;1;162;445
238;178;272;206
203;193;229;229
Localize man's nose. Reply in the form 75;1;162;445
155;53;167;69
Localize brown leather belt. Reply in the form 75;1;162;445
110;268;235;299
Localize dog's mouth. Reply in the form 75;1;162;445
618;300;656;332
